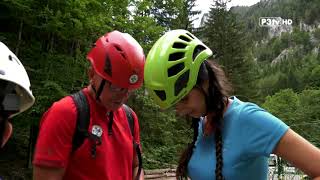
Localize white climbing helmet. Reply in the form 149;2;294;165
0;42;35;118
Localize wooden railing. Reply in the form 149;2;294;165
145;168;176;179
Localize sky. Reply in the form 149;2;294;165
193;0;261;27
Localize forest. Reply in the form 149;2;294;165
0;0;319;178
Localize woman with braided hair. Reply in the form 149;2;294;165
144;29;320;180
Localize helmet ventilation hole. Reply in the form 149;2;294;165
8;55;21;65
114;45;123;52
172;42;187;49
169;52;184;61
174;70;189;96
192;45;206;61
154;90;166;101
168;63;185;77
178;35;191;42
104;55;112;76
113;45;126;59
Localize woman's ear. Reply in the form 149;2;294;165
1;122;12;147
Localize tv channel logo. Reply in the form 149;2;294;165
259;17;293;27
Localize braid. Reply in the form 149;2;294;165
205;61;230;180
176;60;231;180
176;118;199;179
210;98;225;180
215;129;224;180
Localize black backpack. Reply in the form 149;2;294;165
70;91;142;179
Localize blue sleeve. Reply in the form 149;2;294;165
239;103;289;157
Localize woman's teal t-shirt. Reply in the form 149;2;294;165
187;97;289;180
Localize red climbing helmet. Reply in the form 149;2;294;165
87;31;145;90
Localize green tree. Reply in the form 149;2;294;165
308;65;320;88
149;0;181;29
291;28;312;52
313;28;320;41
262;89;300;124
171;0;200;31
201;0;257;101
262;89;320;147
296;89;320;147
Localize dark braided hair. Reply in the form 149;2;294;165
176;60;232;180
215;129;224;180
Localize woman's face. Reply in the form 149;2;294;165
175;87;207;118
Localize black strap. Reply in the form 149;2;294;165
108;112;114;135
123;104;134;135
70;91;90;152
123;104;142;180
134;142;143;180
96;79;106;100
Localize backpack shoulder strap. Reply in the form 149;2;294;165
70;90;90;152
122;104;143;180
123;104;134;136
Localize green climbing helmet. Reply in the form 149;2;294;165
144;29;213;109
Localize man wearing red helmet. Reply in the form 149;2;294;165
33;31;145;180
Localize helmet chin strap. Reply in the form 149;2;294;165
91;79;115;135
92;79;106;102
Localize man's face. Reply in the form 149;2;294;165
91;70;132;111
